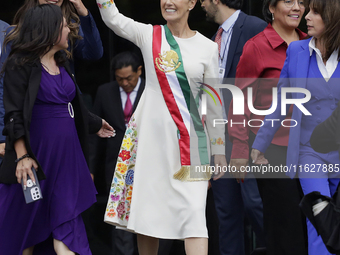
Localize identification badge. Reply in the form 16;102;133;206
218;68;225;82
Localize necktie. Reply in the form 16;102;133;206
124;91;133;124
215;27;223;54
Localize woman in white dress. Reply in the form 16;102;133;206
96;0;227;254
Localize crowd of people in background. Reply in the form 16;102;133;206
1;0;340;254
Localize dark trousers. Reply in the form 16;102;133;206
211;175;265;255
249;131;308;255
211;135;265;255
112;228;138;255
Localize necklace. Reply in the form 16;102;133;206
41;62;60;75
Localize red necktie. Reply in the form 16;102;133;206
124;92;132;124
215;27;223;54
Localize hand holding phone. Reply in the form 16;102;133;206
21;167;43;204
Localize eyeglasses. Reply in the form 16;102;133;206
280;0;305;9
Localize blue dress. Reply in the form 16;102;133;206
0;67;97;254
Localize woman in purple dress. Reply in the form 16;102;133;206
0;4;113;255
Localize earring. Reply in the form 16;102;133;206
189;8;192;11
272;13;274;20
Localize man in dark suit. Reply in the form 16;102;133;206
91;51;144;192
200;0;267;254
90;51;145;255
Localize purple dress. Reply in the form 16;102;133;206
0;67;97;254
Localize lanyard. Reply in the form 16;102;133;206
219;23;235;63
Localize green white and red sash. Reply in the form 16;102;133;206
152;25;210;180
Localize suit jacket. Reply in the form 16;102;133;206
90;79;145;192
253;38;340;178
212;11;267;160
0;56;102;184
212;12;267;116
212;11;267;80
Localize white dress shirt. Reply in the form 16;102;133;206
309;37;339;81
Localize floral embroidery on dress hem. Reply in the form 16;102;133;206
210;137;225;145
107;209;116;218
105;116;138;223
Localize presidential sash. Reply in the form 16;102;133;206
152;25;211;181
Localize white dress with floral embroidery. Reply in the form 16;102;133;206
98;0;225;239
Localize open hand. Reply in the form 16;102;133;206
69;0;89;16
97;119;115;138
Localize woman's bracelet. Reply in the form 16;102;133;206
15;154;30;163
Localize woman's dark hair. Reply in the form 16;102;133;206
262;0;280;23
305;0;340;61
5;4;67;67
8;0;81;55
111;51;142;73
